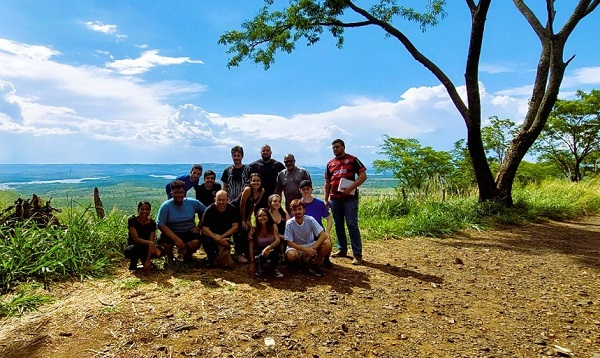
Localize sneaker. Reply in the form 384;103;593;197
237;254;248;263
308;264;325;277
323;257;334;269
331;250;347;258
351;255;363;265
274;269;284;278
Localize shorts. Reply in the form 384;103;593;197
285;241;316;255
157;230;202;245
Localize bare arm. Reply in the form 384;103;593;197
343;171;367;195
324;215;333;238
240;187;250;225
129;226;155;246
311;230;327;250
203;223;238;247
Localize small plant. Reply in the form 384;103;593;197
121;278;145;290
0;284;54;317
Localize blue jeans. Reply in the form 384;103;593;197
330;198;362;256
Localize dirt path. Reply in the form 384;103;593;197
1;217;599;357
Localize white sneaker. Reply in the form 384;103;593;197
274;269;284;278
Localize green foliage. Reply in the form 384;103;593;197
0;204;127;293
219;0;447;69
535;89;600;182
513;160;564;187
373;135;453;194
446;139;476;195
0;284;53;317
481;116;518;164
355;177;600;241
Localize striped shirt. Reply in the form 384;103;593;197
325;154;367;200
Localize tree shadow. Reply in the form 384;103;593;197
360;260;443;284
436;217;600;269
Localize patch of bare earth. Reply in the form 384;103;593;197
1;217;599;358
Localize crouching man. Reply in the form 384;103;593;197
201;190;239;267
284;199;332;277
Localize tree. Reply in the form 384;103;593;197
534;89;600;182
481;116;518;165
220;0;599;206
373;135;452;195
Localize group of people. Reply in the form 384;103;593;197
125;139;367;278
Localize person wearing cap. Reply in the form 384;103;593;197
284;199;331;277
324;139;367;265
276;154;311;212
299;179;334;269
165;164;203;199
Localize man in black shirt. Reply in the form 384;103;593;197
248;144;285;210
195;170;222;206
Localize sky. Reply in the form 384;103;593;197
0;1;598;166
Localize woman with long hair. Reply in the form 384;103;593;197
268;194;288;256
232;172;265;263
249;208;282;278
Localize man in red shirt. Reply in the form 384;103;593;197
324;139;367;265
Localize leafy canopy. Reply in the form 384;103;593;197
219;0;446;69
535;89;600;181
373;135;452;192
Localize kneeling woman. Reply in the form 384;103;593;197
125;201;164;270
249;208;283;278
157;180;206;262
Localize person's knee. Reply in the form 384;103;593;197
285;250;298;262
187;240;201;251
320;239;332;254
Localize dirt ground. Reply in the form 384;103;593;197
1;216;599;358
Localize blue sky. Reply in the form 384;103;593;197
0;1;598;166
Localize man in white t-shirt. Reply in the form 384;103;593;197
284;199;332;277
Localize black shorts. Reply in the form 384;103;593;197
158;230;202;245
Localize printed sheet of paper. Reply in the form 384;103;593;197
337;177;355;195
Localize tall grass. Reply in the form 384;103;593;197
0;203;126;293
357;178;600;240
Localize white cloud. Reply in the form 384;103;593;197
0;39;529;164
85;21;117;34
495;66;600;98
561;66;600;87
0;38;60;60
105;50;204;75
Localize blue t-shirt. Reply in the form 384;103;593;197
284;216;323;246
165;174;201;198
157;198;206;233
304;198;329;229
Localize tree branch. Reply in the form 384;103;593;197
512;0;545;40
342;0;469;119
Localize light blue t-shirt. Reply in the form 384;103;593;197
157;198;206;232
284;215;324;246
